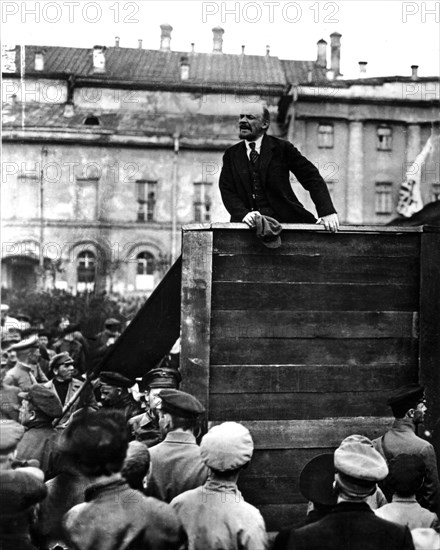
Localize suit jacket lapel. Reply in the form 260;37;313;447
259;134;275;187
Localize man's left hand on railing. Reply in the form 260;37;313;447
317;213;340;233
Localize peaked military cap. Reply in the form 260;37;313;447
104;318;120;327
158;389;205;418
143;367;181;389
387;383;425;411
335;435;388;482
8;334;39;352
99;371;134;388
50;352;74;371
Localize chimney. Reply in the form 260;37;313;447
330;32;342;77
63;101;74;118
266;45;270;56
160;23;173;51
212;26;224;53
34;51;44;71
138;39;143;49
241;45;245;55
358;61;367;74
180;55;189;80
115;36;120;47
316;39;327;68
191;43;195;54
411;65;419;80
93;46;106;73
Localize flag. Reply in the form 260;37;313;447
397;136;434;217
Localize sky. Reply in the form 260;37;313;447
1;0;439;78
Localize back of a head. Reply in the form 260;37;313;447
388;454;426;497
121;441;150;491
60;409;129;477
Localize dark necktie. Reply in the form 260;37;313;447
249;142;259;165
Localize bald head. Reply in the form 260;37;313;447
238;102;270;141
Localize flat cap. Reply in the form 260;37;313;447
0;420;25;452
99;371;134;388
8;334;40;352
200;422;253;472
159;389;205;418
20;384;63;418
49;352;74;371
143;367;181;389
104;318;120;326
387;383;424;410
334;435;388;482
63;323;81;335
299;453;337;506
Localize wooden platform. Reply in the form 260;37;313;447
180;223;440;531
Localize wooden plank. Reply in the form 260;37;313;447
211;311;417;339
209;392;390;420
257;504;308;532
419;229;440;428
247;449;336;476
240;476;302;505
213;254;420;284
208;418;394;449
210;337;418;366
180;230;213;415
213;230;420;257
211;282;418;311
210;365;416;394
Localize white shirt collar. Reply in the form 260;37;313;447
244;134;264;158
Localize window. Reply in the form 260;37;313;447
431;182;440;202
377;126;392;151
136;180;157;222
84;116;100;126
375;182;393;215
194;181;212;222
318;124;334;148
16;173;39;218
136;252;155;291
77;251;96;293
76;177;99;220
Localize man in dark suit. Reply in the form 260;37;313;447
280;435;415;550
219;102;339;232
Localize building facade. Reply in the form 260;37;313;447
2;28;439;295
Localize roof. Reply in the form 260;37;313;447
1;102;239;139
4;45;294;90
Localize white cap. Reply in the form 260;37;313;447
200;422;253;472
411;528;440;550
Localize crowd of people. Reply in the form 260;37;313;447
1;302;440;550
